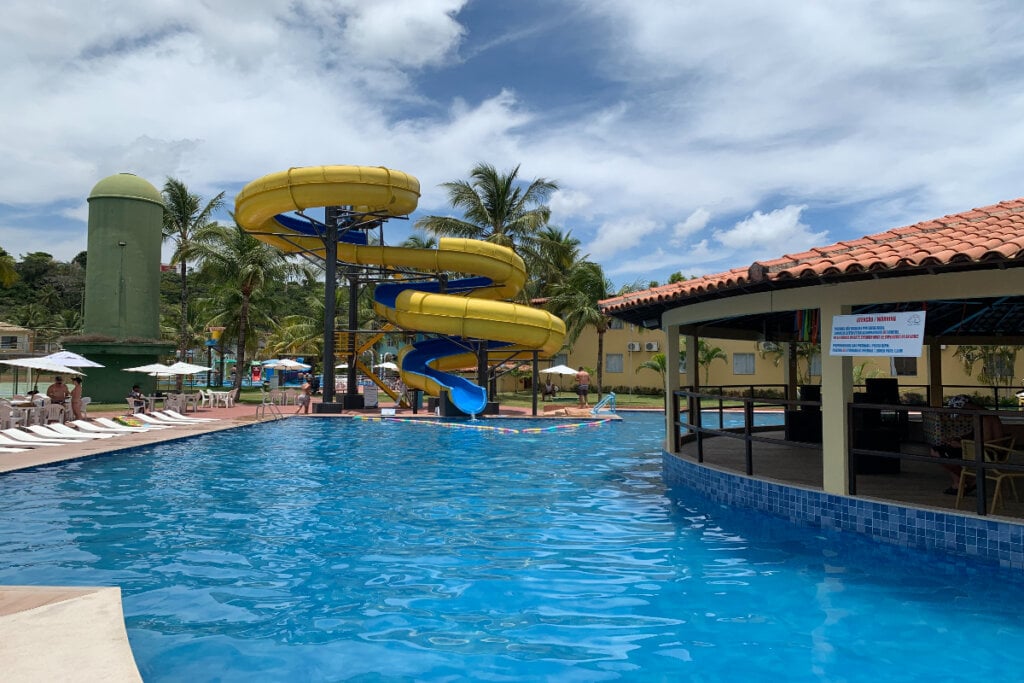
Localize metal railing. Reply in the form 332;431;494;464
671;385;1024;517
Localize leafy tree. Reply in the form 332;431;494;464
190;222;299;392
162;177;225;384
668;271;687;284
546;259;613;396
16;252;57;289
414;163;558;254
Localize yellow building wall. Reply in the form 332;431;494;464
557;326;1022;398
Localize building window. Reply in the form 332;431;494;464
551;353;568;367
606;353;624;373
733;353;755;375
609;318;623;329
679;357;687;374
891;357;918;376
0;336;17;350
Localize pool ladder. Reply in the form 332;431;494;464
256;399;285;420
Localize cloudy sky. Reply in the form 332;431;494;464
3;1;1024;288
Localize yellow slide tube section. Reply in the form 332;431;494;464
235;165;567;389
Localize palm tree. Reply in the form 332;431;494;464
521;225;582;300
189;222;299;392
400;234;437;250
636;352;667;375
162;178;225;383
697;340;728;384
0;248;18;287
414;163;558;254
546;259;614;396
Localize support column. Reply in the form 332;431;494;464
928;342;944;407
819;300;853;494
664;324;680;452
321;208;338;406
343;272;364;409
783;342;798;401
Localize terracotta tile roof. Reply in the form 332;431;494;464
601;197;1024;317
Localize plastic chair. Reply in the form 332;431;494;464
957;436;1021;512
181;393;200;413
0;402;23;429
44;403;66;424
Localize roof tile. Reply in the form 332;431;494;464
601;196;1024;313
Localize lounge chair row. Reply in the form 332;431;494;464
0;411;221;452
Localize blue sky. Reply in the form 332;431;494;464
3;1;1024;289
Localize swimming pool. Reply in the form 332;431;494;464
1;412;1023;680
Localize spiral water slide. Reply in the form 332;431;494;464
235;166;566;414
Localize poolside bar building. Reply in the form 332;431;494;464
600;197;1024;568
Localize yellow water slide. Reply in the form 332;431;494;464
235;165;566;414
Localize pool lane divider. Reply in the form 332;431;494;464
353;416;612;434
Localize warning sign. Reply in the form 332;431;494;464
829;311;926;357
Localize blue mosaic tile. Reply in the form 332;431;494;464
663;451;1024;570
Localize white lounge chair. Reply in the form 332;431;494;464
25;425;93;442
0;430;67;447
134;413;188;427
93;417;166;432
0;446;29;452
156;410;219;423
72;420;148;434
46;423;118;439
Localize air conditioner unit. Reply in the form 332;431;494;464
626;342;641;352
645;341;660;352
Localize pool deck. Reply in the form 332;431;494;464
0;398;622;681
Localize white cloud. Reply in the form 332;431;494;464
549;189;594;219
713;205;828;256
3;1;1024;290
673;208;710;243
585;217;661;261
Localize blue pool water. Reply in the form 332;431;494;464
1;411;1023;681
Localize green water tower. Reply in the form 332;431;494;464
83;173;164;337
65;173;175;401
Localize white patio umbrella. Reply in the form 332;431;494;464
374;361;399;371
41;350;104;368
123;363;174;374
0;357;87;375
263;358;311;370
539;364;578;375
164;361;213;375
335;363;349;369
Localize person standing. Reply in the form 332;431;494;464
575;366;591;408
46;376;70;404
69;376;85;420
296;378;312;414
